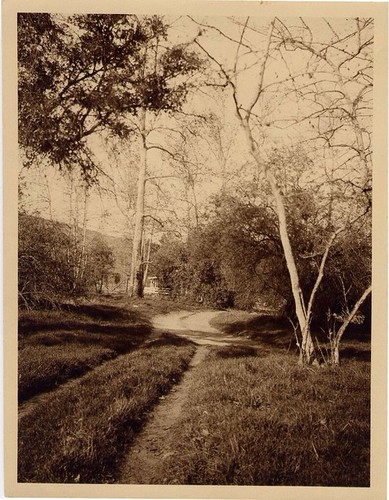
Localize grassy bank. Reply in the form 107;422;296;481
18;302;153;402
18;336;196;483
18;296;204;402
19;344;116;402
211;310;371;362
159;348;370;486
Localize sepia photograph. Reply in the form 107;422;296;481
3;1;387;498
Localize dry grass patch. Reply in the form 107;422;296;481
160;349;370;486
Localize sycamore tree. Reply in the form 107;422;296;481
118;34;203;297
191;16;372;364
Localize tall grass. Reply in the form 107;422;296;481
18;339;196;483
159;349;370;486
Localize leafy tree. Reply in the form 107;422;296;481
18;13;204;298
18;14;149;178
124;26;204;298
152;235;188;294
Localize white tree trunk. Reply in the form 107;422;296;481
239;120;314;363
129;108;147;297
332;285;372;364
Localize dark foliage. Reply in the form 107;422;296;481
18;214;120;308
153;192;371;334
18;14;203;181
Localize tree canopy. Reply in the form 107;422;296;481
18;14;202;180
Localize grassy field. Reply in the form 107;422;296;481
18;296;198;403
18;337;195;483
159;347;370;486
19;301;152;402
18;296;197;483
18;297;370;486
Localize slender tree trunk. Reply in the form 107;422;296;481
143;225;154;290
239;119;314;363
332;285;372;364
331;340;340;365
129;108;147;297
78;188;89;285
216;19;315;363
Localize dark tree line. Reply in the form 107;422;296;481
153;193;371;329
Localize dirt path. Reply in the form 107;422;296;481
118;310;253;484
118;345;209;484
153;310;247;346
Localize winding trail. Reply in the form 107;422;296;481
119;309;243;484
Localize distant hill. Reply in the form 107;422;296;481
19;212;133;293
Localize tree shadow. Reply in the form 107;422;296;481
220;315;293;350
143;332;195;349
219;314;290;335
339;347;371;362
213;344;259;359
218;313;371;361
19;303;153;353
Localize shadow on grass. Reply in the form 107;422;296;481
19;303;153;354
24;328;152;355
213;344;259;359
218;314;290;335
218;315;293;350
65;303;136;322
215;313;371;362
340;347;371;362
19;303;150;333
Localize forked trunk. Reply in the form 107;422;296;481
299;331;315;365
331;342;340;365
330;285;372;364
